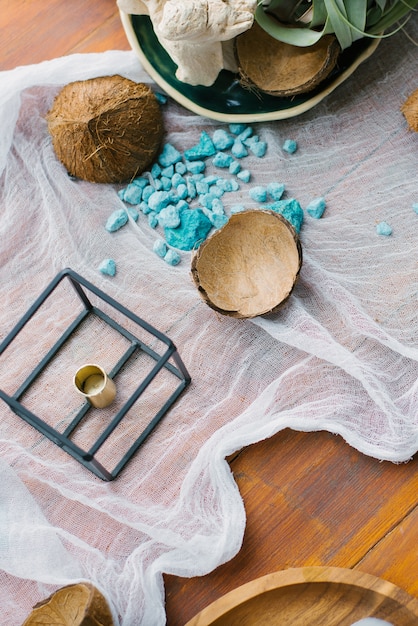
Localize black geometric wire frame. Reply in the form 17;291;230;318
0;268;191;481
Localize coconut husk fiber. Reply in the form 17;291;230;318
191;210;302;318
235;21;341;97
402;87;418;132
47;75;164;183
21;582;114;626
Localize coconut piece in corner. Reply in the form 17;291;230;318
21;582;114;625
235;21;341;97
47;75;164;184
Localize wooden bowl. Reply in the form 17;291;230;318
184;566;418;626
191;210;302;318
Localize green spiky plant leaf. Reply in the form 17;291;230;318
255;0;418;49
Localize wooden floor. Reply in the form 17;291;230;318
2;2;418;624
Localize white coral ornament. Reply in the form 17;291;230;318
117;0;256;86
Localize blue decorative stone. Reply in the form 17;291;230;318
212;128;234;151
184;131;216;161
185;160;206;174
250;141;267;158
98;258;116;276
237;169;251;183
211;213;229;229
249;186;267;203
283;139;298;154
172;172;186;187
161;165;174;178
105;208;128;232
306;197;326;219
229;160;241;175
212;152;233;168
153;239;168;258
151;163;162;179
230;204;245;213
231;140;248;158
376;221;392;236
155;92;168;104
175;161;187;175
229;123;247;135
160;176;172;191
267;182;285;201
148;190;173;213
268;198;304;233
164;248;182;266
164;208;213;250
158;205;181;228
412;203;418;215
158;143;183;167
148;213;158;228
142;185;155;203
127;207;139;221
120;184;143;205
211;198;225;215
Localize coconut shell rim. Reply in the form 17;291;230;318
191;209;303;319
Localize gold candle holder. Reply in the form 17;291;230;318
74;364;116;409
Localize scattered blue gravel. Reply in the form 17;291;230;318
268;198;304;234
184;131;216;160
158;143;182;167
164;248;182;266
282;139;298;154
98;258;116;277
249;186;267;203
306;197;326;219
164;208;212;251
153;239;168;258
376;221;392;236
105;208;129;232
212;128;234;151
267;182;285;201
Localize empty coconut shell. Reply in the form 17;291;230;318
21;582;114;626
235;21;340;97
47;75;164;183
191;210;302;318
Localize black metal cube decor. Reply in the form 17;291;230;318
0;269;191;481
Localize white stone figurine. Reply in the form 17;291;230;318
118;0;257;86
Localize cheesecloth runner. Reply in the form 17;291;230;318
1;19;418;625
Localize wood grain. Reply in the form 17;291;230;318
184;567;418;626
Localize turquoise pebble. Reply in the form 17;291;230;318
306;197;326;219
185;160;206;174
151;163;162;178
164;249;182;266
283;139;298;154
249;186;267;202
132;176;148;188
268;198;304;233
148;213;158;228
175;161;187;174
250;141;267;158
184;131;216;161
164;208;212;250
229;123;247;135
172;172;186;187
153;239;168;258
211;213;229;229
237;126;253;141
142;185;154;202
213;152;233;168
231;140;248;158
203;175;219;186
139;201;151;215
105;209;128;232
158;143;182;167
229;160;241;175
121;184;142;205
267;182;285;201
186;177;197;199
161;165;174;178
98;258;116;276
148;190;173;212
376;221;392;236
160;176;172;191
237;169;251;183
158;205;181;228
155;92;168;104
211;198;225;215
413;203;418;215
196;180;209;195
212;128;234;151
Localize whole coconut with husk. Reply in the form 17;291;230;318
47;75;164;183
21;582;114;625
235;21;340;97
191;210;302;319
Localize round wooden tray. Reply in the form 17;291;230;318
184;567;418;625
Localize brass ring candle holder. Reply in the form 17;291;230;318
0;269;191;481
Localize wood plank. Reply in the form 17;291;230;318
0;0;128;71
164;429;418;625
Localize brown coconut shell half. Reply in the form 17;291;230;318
191;210;302;319
21;582;114;626
235;21;341;97
401;87;418;132
47;75;164;183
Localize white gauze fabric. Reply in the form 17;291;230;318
0;20;418;625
